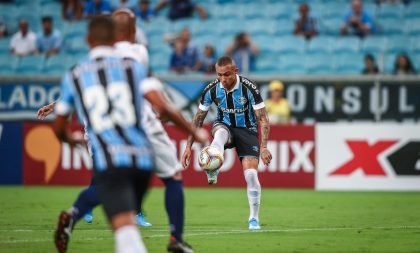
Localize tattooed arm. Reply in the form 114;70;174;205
181;108;209;168
255;107;272;166
186;108;208;148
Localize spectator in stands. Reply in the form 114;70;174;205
110;0;137;11
62;0;83;21
165;27;200;70
170;37;188;73
393;53;416;75
199;44;216;74
341;0;375;37
226;32;259;74
294;3;318;40
155;0;207;21
36;16;62;57
0;16;7;38
265;80;290;124
136;0;154;22
362;54;379;74
84;0;112;18
10;19;37;56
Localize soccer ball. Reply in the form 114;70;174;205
198;146;224;172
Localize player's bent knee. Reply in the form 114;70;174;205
241;156;259;170
111;211;137;231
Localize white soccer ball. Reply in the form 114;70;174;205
198;146;224;172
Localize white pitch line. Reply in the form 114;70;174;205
1;225;420;244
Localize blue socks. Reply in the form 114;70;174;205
163;178;184;242
72;184;100;222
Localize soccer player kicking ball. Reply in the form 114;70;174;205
181;56;272;230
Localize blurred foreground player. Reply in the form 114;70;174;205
41;9;202;253
52;16;208;253
181;56;272;230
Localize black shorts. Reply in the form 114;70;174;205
94;167;152;220
212;122;260;160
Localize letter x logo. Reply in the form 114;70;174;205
330;140;397;176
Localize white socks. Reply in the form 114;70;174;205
211;128;229;154
115;225;147;253
244;169;261;221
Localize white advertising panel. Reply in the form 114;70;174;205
316;123;420;191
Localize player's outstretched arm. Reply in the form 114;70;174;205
181;108;208;168
37;101;56;120
144;90;208;145
53;115;85;147
255;107;272;166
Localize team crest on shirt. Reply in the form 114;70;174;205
238;97;248;105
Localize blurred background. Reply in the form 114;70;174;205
0;0;419;191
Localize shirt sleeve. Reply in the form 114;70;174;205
198;89;212;111
248;88;265;110
55;72;75;116
140;77;163;94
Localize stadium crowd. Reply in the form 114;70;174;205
0;0;419;75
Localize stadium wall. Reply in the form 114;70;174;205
0;75;419;190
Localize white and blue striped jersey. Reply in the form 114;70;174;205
199;75;265;132
55;46;156;172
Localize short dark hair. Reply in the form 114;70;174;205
88;16;115;44
41;16;53;23
364;54;375;61
216;56;235;67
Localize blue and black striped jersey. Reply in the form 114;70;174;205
55;46;154;172
199;75;265;132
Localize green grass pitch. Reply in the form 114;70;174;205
0;186;419;253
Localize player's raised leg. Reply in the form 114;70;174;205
204;124;231;184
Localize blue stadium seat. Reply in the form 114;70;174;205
379;19;406;36
332;37;361;54
243;3;268;20
413;53;420;72
320;17;342;35
386;36;410;53
65;38;89;54
307;36;334;54
266;3;294;20
277;53;306;74
252;34;274;54
0;39;10;55
384;52;398;74
305;54;334;74
275;36;306;55
0;55;18;75
64;21;88;40
408;22;420;36
44;54;68;75
274;20;295;36
404;4;420;20
361;36;388;53
0;4;16;17
220;4;244;19
320;3;347;19
411;37;420;54
377;3;404;20
255;54;280;74
246;19;276;36
193;19;220;36
219;19;243;36
15;55;45;75
334;53;364;74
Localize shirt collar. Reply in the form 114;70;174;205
88;46;115;59
219;74;240;92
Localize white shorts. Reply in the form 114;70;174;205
149;130;182;178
